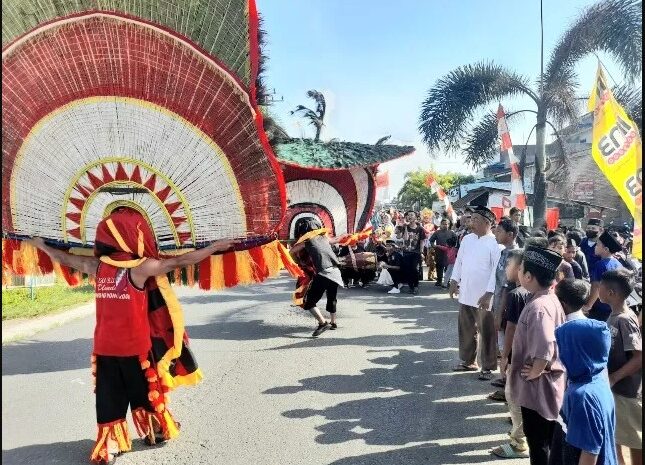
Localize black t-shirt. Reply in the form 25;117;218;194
404;224;426;251
429;229;457;247
504;283;531;364
505;284;531;325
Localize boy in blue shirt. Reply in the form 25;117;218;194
555;318;617;465
583;231;623;321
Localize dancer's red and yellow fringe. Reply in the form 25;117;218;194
2;239;303;289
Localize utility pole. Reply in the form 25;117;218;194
258;88;284;105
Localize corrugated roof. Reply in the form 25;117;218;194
452;186;615;211
274;138;415;168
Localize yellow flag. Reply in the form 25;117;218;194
588;65;642;259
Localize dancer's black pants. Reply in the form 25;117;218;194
96;355;154;424
303;275;338;313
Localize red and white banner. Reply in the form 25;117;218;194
425;173;457;223
497;104;527;210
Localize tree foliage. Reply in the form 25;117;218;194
291;90;327;141
394;170;475;210
418;0;642;225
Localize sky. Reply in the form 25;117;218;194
256;0;627;197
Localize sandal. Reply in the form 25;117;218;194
312;322;330;337
487;390;506;402
452;363;478;372
96;453;118;464
491;443;529;459
478;370;494;381
144;434;165;446
144;422;181;446
490;377;506;388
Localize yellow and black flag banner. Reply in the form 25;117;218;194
588;65;642;259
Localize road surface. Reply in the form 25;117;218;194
2;273;528;465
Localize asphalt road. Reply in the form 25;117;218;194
2;273;529;465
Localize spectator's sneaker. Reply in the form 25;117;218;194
388;287;401;294
312;322;330;337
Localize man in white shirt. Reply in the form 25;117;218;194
449;206;502;379
432;211;442;228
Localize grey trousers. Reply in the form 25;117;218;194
458;304;498;371
506;372;527;449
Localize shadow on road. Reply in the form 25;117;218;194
2;438;157;465
265;282;514;464
266;331;440;351
2;338;92;376
326;440;510;465
187;319;312;341
2;439;94;465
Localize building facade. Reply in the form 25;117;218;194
454;113;632;226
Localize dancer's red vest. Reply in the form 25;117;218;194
93;263;151;356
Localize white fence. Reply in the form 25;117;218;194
5;274;56;289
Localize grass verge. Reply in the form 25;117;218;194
2;284;94;320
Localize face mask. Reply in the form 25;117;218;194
586;230;599;239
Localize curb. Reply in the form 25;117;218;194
2;300;95;344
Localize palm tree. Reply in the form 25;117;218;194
375;135;392;145
419;0;641;225
291;90;326;141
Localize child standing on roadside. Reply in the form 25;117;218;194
555;279;591;321
508;245;566;465
491;249;530;459
583;231;624;321
433;236;458;287
554;317;617;465
599;269;642;465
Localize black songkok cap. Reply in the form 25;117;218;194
472;205;497;224
523;245;563;272
587;218;604;227
598;231;622;253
